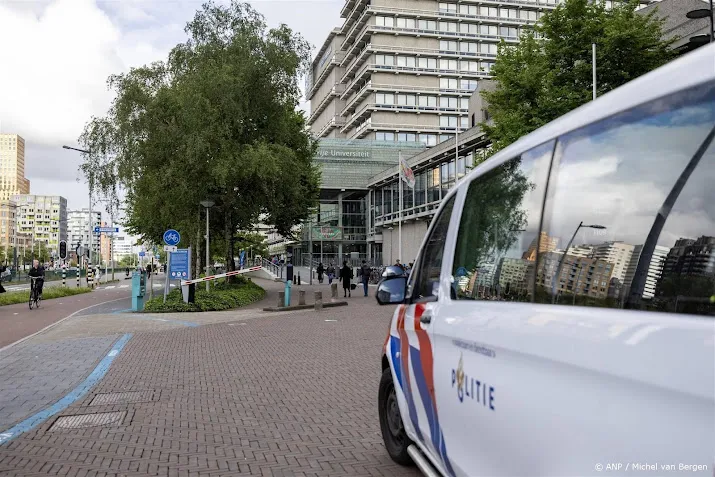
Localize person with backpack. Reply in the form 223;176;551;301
339;261;352;298
359;260;371;297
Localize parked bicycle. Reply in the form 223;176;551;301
29;276;43;310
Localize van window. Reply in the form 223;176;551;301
451;140;553;301
537;82;715;315
411;196;456;301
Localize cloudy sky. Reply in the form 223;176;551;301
0;0;342;222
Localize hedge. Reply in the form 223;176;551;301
0;286;93;307
143;278;265;313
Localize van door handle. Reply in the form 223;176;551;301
420;311;432;324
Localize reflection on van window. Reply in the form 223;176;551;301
413;196;455;300
537;82;715;315
451;141;552;301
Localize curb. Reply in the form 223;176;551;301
262;301;349;312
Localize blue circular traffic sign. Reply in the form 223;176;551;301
163;229;180;246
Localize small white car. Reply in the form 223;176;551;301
377;43;715;477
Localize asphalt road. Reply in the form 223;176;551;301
0;286;132;350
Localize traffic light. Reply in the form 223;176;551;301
59;240;67;260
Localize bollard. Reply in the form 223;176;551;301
278;291;285;308
285;280;292;307
331;283;338;300
299;289;306;306
297;273;301;286
314;291;323;311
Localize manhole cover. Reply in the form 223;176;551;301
49;411;126;431
90;390;154;406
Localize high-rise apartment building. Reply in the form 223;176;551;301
591;241;635;283
623;244;669;300
0;200;17;252
68;209;102;260
307;0;565;143
522;231;559;261
0;134;30;201
12;195;67;254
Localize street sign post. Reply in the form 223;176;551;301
163;229;180;302
163;229;180;246
94;226;119;234
169;249;190;280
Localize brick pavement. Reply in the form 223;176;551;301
0;279;420;476
0;336;118;431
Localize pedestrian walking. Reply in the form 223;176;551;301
327;263;335;284
317;262;325;284
339;261;352;298
359;260;371;297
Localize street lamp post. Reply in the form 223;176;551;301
686;0;714;44
200;200;215;292
551;221;606;303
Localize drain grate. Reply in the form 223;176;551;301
49;411;127;431
90;390;154;406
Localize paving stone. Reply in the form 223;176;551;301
0;280;419;476
0;336;118;431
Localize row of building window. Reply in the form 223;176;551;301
440;41;498;55
375;17;522;38
375;54;494;72
375;93;469;109
374;131;457;145
371;152;476;221
438;4;544;20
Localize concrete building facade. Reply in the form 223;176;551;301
0;134;30;202
0;200;17;253
68;209;102;260
307;0;562;143
12;194;67;255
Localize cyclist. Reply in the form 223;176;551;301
28;259;45;298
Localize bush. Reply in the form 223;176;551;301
0;286;93;307
143;279;264;313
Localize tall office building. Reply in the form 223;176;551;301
0;134;30;201
68;209;102;259
12;195;67;255
307;0;562;143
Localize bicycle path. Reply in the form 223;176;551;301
0;287;132;350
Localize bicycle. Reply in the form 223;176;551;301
29;277;43;310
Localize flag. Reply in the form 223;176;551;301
399;155;416;189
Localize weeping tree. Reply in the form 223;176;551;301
79;0;320;278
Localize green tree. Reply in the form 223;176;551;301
482;0;676;152
79;0;320;280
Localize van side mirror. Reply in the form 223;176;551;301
376;276;408;305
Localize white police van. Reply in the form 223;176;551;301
376;43;715;477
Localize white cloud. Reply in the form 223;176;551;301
0;0;341;215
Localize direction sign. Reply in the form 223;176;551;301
94;226;119;234
163;229;180;246
169;249;190;279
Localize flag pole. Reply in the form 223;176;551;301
398;150;403;265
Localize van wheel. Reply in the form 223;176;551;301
378;367;414;466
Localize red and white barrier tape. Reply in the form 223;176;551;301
180;266;262;286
